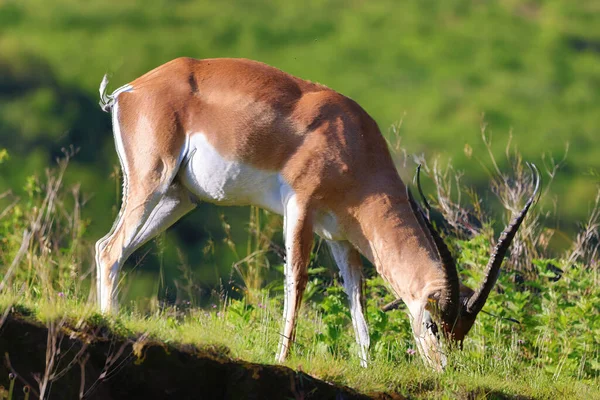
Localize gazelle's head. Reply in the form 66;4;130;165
385;163;541;370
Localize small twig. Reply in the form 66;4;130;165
480;309;521;324
0;230;32;293
78;353;89;399
381;298;403;312
0;195;20;220
83;340;132;398
50;332;93;382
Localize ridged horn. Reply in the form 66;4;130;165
413;167;458;304
415;164;432;213
465;162;541;317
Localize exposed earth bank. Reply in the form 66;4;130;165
0;313;404;399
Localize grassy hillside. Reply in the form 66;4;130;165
0;149;598;398
0;4;599;396
1;297;598;399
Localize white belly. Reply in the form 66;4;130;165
180;133;345;241
181;133;284;213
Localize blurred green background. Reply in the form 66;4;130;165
0;0;598;303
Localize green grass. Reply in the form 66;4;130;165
1;126;599;398
1;293;598;399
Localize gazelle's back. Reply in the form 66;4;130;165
120;58;396;188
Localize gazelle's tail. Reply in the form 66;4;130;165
99;74;113;113
99;75;133;113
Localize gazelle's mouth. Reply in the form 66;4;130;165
413;319;447;371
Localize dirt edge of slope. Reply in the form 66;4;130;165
0;312;405;400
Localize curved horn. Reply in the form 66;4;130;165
412;167;458;297
415;164;432;212
407;187;459;320
465;162;541;317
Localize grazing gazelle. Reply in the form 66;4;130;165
96;57;540;369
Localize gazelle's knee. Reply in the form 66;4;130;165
96;240;116;275
94;235;110;265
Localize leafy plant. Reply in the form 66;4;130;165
316;284;351;356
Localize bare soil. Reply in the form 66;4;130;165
0;312;405;400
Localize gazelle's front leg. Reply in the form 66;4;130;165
327;240;370;367
276;194;313;363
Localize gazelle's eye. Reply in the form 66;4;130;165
425;320;439;336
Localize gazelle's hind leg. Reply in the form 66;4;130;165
327;240;370;367
276;194;314;363
95;99;194;313
95;180;195;313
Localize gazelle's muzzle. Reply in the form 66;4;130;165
411;308;448;371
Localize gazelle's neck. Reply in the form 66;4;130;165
349;191;448;305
